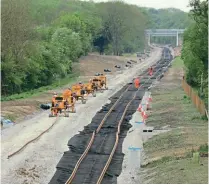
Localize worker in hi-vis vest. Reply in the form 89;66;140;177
134;78;140;88
149;67;153;76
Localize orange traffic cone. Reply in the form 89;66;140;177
137;104;142;112
148;95;152;102
141;108;144;116
143;111;148;120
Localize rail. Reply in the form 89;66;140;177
65;58;171;184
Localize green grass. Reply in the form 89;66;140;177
122;53;136;57
1;74;78;101
172;56;184;68
199;144;208;154
141;157;208;184
140;64;208;184
5;114;17;122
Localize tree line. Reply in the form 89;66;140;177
147;8;193;45
1;0;192;97
181;0;208;105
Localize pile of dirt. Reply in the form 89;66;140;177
79;53;139;76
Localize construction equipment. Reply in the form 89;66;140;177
92;74;108;93
71;84;87;104
65;95;76;113
98;74;108;90
83;82;97;97
62;88;76;113
49;96;69;117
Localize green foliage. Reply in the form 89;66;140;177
147;8;193;45
198;144;208;153
95;1;148;55
172;57;184;68
148;8;193;29
1;0;193;98
1;0;99;96
181;0;208;106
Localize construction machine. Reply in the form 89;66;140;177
49;96;69;117
65;95;76;113
83;81;97;97
92;74;108;93
71;84;87;104
62;88;76;113
98;74;108;90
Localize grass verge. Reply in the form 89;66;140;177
1;74;78;101
172;56;184;68
140;66;208;184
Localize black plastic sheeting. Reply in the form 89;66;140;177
49;47;173;184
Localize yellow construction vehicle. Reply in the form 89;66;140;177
49;96;69;117
98;74;108;90
92;74;108;92
71;83;87;104
62;88;76;113
65;95;76;113
83;81;97;97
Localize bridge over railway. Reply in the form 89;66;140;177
145;29;185;46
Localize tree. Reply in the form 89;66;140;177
181;0;208;104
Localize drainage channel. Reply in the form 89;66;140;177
49;47;173;184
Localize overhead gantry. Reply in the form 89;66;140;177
145;29;185;46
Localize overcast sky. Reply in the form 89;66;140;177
91;0;191;12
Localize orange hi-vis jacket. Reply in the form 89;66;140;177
149;67;153;76
134;78;140;88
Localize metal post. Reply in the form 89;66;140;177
176;31;179;46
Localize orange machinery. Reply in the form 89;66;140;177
92;74;108;92
63;89;76;113
83;82;97;97
71;84;87;104
49;96;69;117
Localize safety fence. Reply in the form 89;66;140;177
182;78;208;118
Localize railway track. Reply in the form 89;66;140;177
50;48;173;184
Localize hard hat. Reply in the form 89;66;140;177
53;92;57;95
79;81;82;84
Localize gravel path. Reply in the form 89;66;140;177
1;48;162;184
117;47;171;184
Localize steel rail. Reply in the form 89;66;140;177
65;84;132;184
65;59;169;184
96;61;172;184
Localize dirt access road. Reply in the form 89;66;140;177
1;47;162;184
